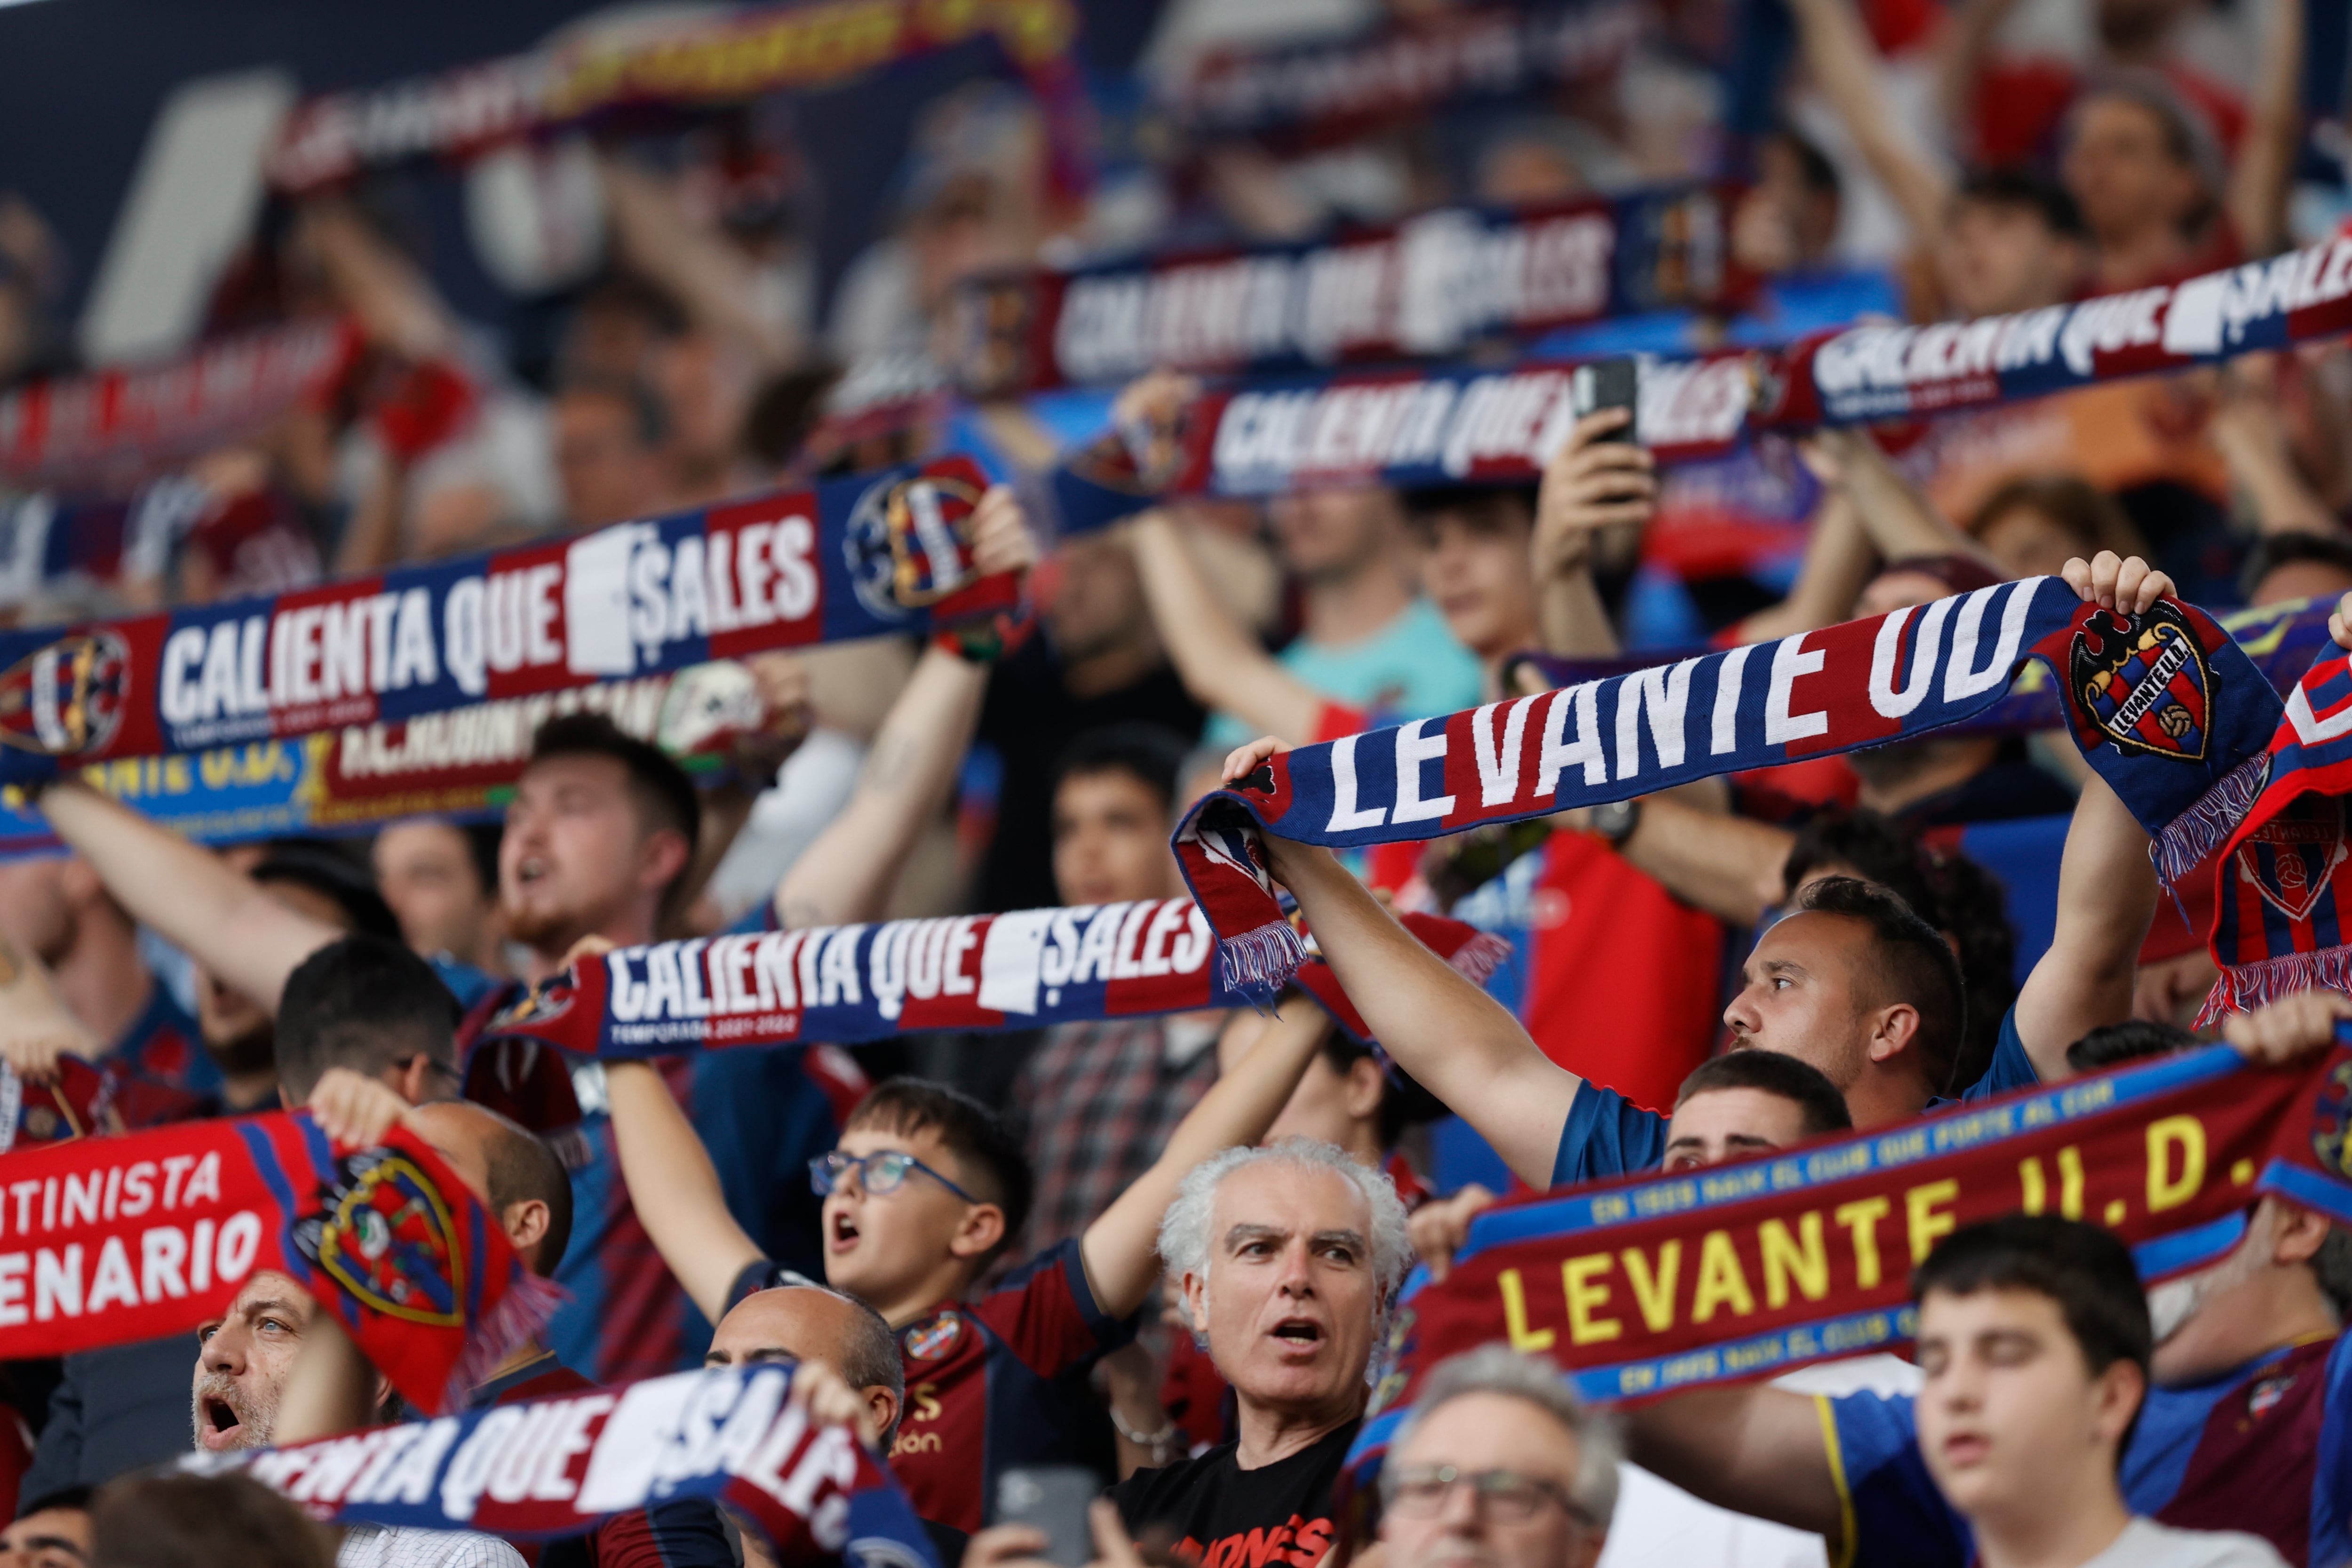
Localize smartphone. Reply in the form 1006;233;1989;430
1571;358;1639;444
995;1466;1101;1568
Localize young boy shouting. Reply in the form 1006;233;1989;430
1907;1216;2286;1568
604;1004;1335;1549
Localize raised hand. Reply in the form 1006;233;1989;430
2061;551;2177;615
1533;408;1656;580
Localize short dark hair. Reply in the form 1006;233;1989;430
1789;876;1967;1096
2241;532;2352;603
1772;125;1840;199
1784;809;1938;922
2066;1019;2197;1075
1955;166;2085;239
1677;1050;1853;1138
473;1103;574;1275
16;1484;91;1521
1924;849;2019;1100
528;712;701;862
1914;1216;2151;1454
92;1471;333;1568
829;1287;906;1443
250;844;402;944
1316;1027;1446;1150
275;936;460;1101
1399;485;1538;540
1051;722;1191;820
843;1078;1033;1260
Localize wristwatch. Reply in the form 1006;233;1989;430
1589;797;1642;847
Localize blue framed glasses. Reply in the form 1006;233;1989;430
810;1149;978;1202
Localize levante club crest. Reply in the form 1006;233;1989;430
296;1150;464;1327
2234;793;2349;924
0;630;129;756
843;471;985;621
2314;1056;2352;1183
2069;603;2212;762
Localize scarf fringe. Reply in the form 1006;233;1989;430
1444;931;1513;987
1217;920;1309;1001
448;1272;567;1415
2193;947;2352;1030
2152;754;2270;886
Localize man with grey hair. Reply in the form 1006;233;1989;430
1109;1138;1410;1560
1382;1346;1618;1568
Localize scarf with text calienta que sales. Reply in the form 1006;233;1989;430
1348;1033;2352;1475
195;1361;938;1568
0;456;1016;787
471;902;1505;1067
1174;581;2285;1002
0;1112;554;1414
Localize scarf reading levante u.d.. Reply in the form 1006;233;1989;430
473;903;1505;1063
1175;580;2283;999
0;455;1016;786
1344;1031;2352;1478
196;1361;938;1568
0;1112;553;1414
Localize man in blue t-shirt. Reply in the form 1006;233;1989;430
1610;990;2352;1568
1215;554;2177;1192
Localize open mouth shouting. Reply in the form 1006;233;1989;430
1267;1316;1327;1358
196;1393;254;1452
828;1208;862;1255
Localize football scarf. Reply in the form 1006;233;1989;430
1175;581;2283;999
2199;642;2352;1021
0;321;360;488
1346;1032;2352;1475
472;901;1505;1065
1515;593;2345;743
268;0;1078;193
0;1112;554;1414
0;457;1015;787
0;664;757;860
954;187;1753;397
1168;3;1642;142
196;1361;938;1568
1046;352;1756;535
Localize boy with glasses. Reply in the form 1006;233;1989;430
604;1006;1339;1553
1378;1345;1617;1568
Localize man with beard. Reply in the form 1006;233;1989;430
23;480;1038;1385
1615;989;2352;1568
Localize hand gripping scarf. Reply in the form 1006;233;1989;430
1174;580;2283;1000
0;456;1015;786
473;901;1506;1065
194;1362;938;1568
0;1112;555;1414
2200;640;2352;1020
1346;1032;2352;1476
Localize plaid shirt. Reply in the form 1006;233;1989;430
1012;1016;1220;1252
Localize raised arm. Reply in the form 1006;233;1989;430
2012;555;2177;1080
1734;489;1877;642
1822;429;2003;573
1128;508;1327;743
2225;0;2304;260
598;153;801;370
1611;796;1799;927
604;1058;766;1324
1784;0;1956;250
0;938;100;1087
771;484;1034;930
37;780;339;1014
1080;1001;1331;1319
1531;409;1652;659
1621;1385;1849;1544
1232;764;1579;1187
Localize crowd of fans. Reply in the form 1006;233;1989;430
0;0;2351;1565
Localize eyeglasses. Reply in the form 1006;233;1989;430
1381;1466;1590;1527
810;1149;977;1202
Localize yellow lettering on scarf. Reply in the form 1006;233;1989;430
1561;1255;1621;1345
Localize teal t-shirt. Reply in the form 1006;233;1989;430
1201;596;1485;749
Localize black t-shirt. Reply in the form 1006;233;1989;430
1107;1418;1360;1567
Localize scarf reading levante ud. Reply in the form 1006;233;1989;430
0;1113;553;1414
192;1362;938;1568
1344;1033;2352;1475
0;456;1015;786
472;904;1504;1062
1175;581;2282;999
